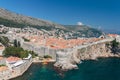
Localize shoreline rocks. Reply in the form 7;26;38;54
54;40;120;71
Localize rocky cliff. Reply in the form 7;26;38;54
54;38;120;70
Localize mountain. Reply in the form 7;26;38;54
0;8;102;38
64;25;102;38
0;8;65;29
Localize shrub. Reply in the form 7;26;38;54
111;39;119;54
111;39;119;48
3;47;29;58
44;55;52;59
0;64;6;67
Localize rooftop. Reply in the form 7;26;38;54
25;35;103;49
6;56;21;63
108;34;119;38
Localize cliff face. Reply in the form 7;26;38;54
76;43;111;60
54;39;120;70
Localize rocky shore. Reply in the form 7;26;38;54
54;38;120;70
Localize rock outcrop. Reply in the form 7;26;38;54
54;38;120;70
54;51;78;70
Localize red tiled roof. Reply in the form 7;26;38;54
6;56;21;63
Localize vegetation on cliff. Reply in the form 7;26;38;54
111;39;119;48
106;39;120;54
0;17;26;28
111;39;120;54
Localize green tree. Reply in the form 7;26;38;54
14;39;18;47
111;39;119;48
29;51;38;58
20;50;29;58
18;41;21;47
13;39;21;47
111;39;119;54
44;55;52;59
3;46;29;58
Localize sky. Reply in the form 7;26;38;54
0;0;120;30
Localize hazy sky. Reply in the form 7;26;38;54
0;0;120;29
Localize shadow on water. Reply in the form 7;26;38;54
12;57;120;80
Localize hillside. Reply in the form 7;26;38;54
64;25;102;38
0;8;102;38
0;8;65;29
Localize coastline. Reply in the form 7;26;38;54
8;55;120;80
55;54;120;71
8;58;55;80
10;57;120;80
1;37;120;79
9;58;56;80
9;60;32;80
32;58;56;63
54;38;120;71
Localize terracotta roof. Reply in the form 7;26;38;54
108;34;118;37
6;56;21;63
20;34;103;49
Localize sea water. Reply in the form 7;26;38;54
11;57;120;80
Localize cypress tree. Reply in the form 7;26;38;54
14;39;18;47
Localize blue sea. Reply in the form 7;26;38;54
11;57;120;80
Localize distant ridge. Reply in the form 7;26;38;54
0;8;102;38
0;8;65;29
64;25;102;37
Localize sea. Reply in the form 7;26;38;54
11;57;120;80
